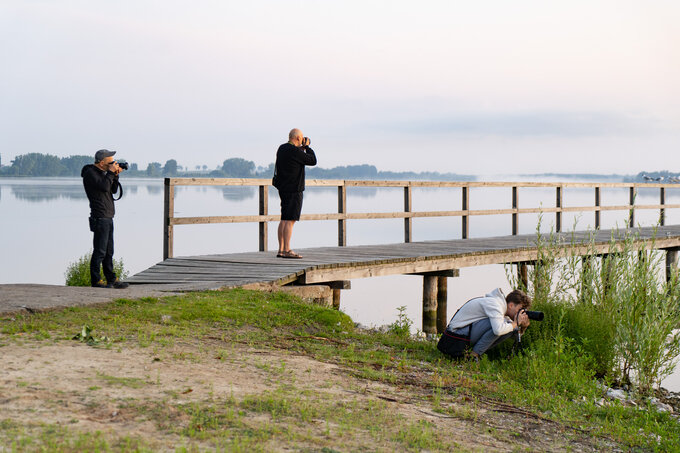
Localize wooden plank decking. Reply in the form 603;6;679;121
126;225;680;291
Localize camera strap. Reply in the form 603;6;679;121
113;182;123;201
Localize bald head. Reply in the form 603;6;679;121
288;128;304;147
289;128;303;140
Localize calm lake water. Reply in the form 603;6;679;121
2;176;680;391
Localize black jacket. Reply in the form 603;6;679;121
81;164;120;218
273;143;317;192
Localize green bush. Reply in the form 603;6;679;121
65;252;129;287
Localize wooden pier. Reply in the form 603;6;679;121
127;178;680;334
129;224;680;334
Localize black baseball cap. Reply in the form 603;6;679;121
94;149;116;163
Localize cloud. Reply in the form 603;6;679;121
375;111;663;138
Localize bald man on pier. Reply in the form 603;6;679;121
272;128;317;258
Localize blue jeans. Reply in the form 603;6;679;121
453;318;515;356
90;217;116;285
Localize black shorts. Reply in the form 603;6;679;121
279;191;303;221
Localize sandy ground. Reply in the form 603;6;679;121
0;339;620;452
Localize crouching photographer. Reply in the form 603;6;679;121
437;289;535;361
81;149;129;289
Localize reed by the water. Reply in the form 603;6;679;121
505;220;680;395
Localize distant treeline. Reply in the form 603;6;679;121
0;152;475;181
5;152;673;182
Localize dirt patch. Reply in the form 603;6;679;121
0;340;619;451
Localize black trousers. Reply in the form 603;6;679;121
90;217;116;285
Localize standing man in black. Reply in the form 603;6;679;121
273;128;317;258
81;149;129;288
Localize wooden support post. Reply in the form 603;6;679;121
595;186;601;229
163;178;174;260
328;280;351;310
404;185;412;243
580;256;592;301
601;254;613;295
462;185;469;239
258;185;268;252
436;276;448;334
512;186;518;235
667;248;679;283
338;185;347;247
422;275;438;335
660;187;666;226
555;186;563;233
517;262;528;290
628;186;636;228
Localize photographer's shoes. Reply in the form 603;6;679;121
278;250;303;259
107;280;129;289
92;279;129;289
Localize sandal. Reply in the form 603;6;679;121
282;250;303;259
276;251;285;258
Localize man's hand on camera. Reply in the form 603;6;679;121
108;162;122;175
516;310;530;332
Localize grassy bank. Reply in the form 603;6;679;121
1;288;679;452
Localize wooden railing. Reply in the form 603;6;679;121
163;178;680;259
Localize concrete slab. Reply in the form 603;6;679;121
0;284;183;315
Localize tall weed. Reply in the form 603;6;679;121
506;221;680;394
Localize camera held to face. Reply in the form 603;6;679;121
302;137;311;147
114;161;128;170
520;308;544;321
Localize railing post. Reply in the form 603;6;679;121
595;186;601;229
462;185;469;239
404;185;412;243
163;178;174;260
555;185;563;233
628;185;636;228
512;186;518;235
338;184;347;247
259;185;268;252
660;187;666;226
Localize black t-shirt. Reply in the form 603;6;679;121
273;143;317;192
81;164;120;218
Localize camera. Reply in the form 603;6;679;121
303;137;311;147
115;161;129;170
521;309;544;321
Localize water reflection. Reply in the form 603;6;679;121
1;179;163;203
146;184;163;195
222;186;255;200
10;184;88;202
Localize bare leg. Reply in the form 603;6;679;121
277;221;285;252
282;220;295;252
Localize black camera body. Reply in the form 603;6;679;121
524;310;544;321
116;161;129;170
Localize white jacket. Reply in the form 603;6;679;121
446;288;514;336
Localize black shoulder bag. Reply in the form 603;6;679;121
436;298;477;358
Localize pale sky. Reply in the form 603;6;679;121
1;1;679;175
